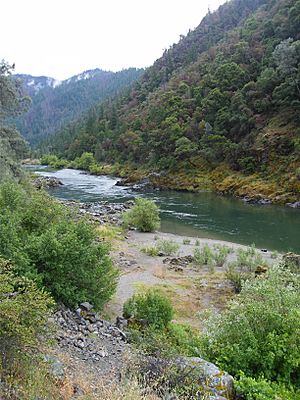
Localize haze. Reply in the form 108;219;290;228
2;0;226;80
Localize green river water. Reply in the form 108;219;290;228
34;167;300;253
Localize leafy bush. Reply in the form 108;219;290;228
183;239;191;245
122;198;160;232
71;152;96;170
200;263;300;387
0;182;118;309
123;290;174;330
156;239;180;256
236;374;299;400
40;154;68;169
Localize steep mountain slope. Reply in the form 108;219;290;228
13;68;143;145
46;0;300;203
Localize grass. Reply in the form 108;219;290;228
95;224;124;241
141;245;159;257
140;239;180;257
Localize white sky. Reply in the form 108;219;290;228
2;0;227;80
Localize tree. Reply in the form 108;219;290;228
0;61;29;180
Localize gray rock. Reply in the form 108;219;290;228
44;355;65;380
175;357;234;399
287;201;300;208
80;302;94;312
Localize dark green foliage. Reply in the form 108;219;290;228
0;182;118;309
122;198;160;232
200;263;300;387
123;290;174;330
0;61;29;180
236;374;299;400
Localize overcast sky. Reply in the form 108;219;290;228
2;0;227;80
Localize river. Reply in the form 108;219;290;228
32;167;300;253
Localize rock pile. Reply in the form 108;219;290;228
61;200;134;225
53;304;128;377
33;176;63;189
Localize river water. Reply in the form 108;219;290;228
33;167;300;253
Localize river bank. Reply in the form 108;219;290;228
25;157;300;206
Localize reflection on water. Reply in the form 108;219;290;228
34;167;300;253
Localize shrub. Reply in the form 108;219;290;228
122;198;160;232
123;290;174;330
0;182;118;310
236;374;299;400
40;154;68;169
183;239;191;245
226;245;267;292
213;244;231;267
193;244;213;266
28;219;118;309
157;239;180;256
200;263;300;386
72;152;96;170
141;246;159;257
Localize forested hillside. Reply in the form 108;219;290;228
45;0;300;203
0;61;29;180
13;68;143;145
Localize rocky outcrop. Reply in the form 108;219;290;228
133;355;234;399
175;357;234;399
33;176;63;189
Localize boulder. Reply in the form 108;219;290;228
79;302;94;312
174;357;234;399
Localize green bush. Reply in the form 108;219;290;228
0;182;118;310
236;374;299;400
72;152;96;170
40;154;68;169
123;290;174;330
122;198;160;232
200;263;300;387
157;239;180;256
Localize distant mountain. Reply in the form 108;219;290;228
13;68;143;145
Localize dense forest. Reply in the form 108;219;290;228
44;0;300;202
13;68;143;145
0;61;29;179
